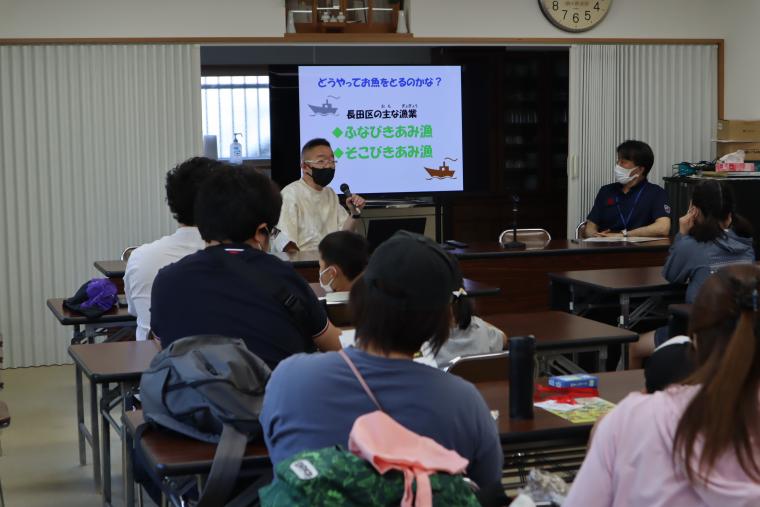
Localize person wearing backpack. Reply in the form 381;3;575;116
150;164;342;369
260;231;503;490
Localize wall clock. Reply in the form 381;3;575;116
538;0;612;33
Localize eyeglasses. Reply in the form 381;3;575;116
304;159;338;168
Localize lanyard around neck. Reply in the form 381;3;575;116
616;182;647;232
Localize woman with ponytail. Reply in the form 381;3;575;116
565;264;760;507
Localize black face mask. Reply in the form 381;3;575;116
307;167;335;187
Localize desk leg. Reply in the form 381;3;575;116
102;384;112;506
619;294;631;328
75;365;86;466
90;381;102;493
598;345;608;373
84;324;97;344
123;389;136;507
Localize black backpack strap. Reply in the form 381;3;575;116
195;423;248;507
207;246;314;340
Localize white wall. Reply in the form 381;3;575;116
0;0;286;38
0;0;755;118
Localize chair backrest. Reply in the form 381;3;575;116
444;351;510;383
498;228;551;248
574;220;588;240
121;246;138;262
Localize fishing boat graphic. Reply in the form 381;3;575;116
308;95;339;116
425;157;458;179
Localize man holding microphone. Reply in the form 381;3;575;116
277;138;366;251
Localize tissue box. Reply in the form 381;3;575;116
715;162;756;172
548;374;598;388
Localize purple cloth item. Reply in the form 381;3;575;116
81;278;118;311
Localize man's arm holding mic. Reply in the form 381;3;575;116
339;183;366;232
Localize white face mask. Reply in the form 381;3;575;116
319;266;336;293
614;164;639;185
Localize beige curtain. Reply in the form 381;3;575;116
0;44;201;367
567;44;718;235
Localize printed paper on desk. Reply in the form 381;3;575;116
535;397;616;424
583;236;662;244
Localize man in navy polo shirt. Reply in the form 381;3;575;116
585;140;671;238
150;164;341;369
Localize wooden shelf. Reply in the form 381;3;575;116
283;32;414;42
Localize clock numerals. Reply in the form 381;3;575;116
540;0;611;32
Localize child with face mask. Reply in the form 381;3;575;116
317;231;370;297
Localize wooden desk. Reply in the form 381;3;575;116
123;371;641;506
479;369;643;445
451;240;670;314
47;298;136;344
68;341;158;505
94;239;670;315
487;311;638;371
549;266;685;329
123;410;270;506
93;260;127;293
310;278;500;299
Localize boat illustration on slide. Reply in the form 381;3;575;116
308;96;339;115
425;158;457;179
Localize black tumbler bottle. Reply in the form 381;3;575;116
509;335;535;420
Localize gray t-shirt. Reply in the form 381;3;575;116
260;346;503;488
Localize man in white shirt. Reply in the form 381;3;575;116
277;138;366;251
124;157;219;341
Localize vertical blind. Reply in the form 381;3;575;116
567;44;717;235
0;44;201;367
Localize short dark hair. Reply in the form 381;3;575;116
690;180;754;243
349;276;451;356
617;140;655;176
318;231;370;281
194;165;282;243
301;138;332;159
165;157;220;225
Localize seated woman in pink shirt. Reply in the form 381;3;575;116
565;263;760;507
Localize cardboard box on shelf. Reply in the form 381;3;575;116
716;141;760;160
716;120;760;141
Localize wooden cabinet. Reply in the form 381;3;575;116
433;49;570;242
287;0;399;33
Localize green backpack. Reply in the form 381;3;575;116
259;446;480;506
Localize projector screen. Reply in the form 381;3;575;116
298;65;463;194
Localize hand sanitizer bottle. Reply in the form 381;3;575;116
230;133;243;164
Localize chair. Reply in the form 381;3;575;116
121;246;139;262
574;220;588;240
444;351;510;383
498;229;551;249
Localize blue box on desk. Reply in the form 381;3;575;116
548;374;599;388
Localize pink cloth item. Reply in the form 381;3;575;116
348;410;470;507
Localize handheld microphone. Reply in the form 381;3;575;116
340;183;360;216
